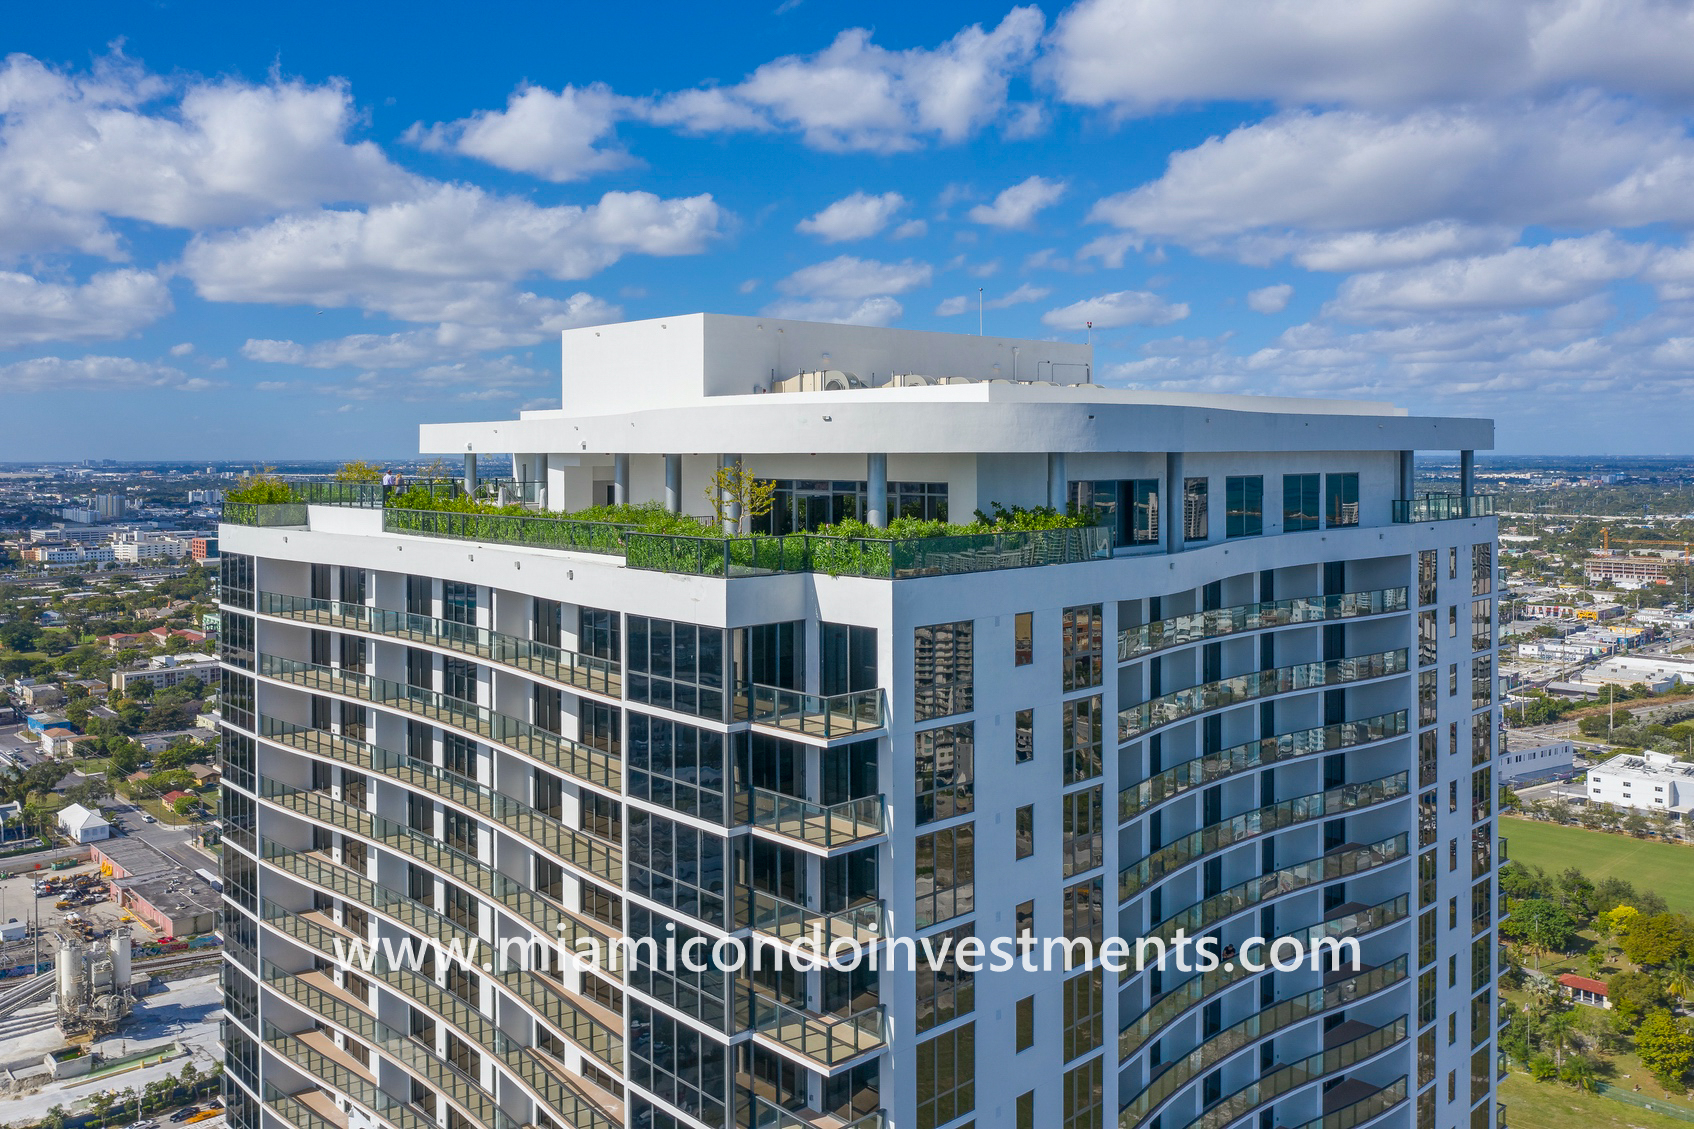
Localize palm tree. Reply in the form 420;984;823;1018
1561;1053;1600;1092
1543;1007;1577;1066
1668;956;1694;1003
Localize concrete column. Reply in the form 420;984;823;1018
720;453;741;534
1398;451;1415;500
664;455;682;514
1460;450;1475;497
463;453;478;498
866;454;888;529
613;453;630;506
1048;453;1068;511
1165;451;1183;555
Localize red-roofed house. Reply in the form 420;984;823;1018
160;790;195;807
147;627;207;645
1558;973;1610;1008
97;633;150;650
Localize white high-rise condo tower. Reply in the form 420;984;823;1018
218;315;1500;1129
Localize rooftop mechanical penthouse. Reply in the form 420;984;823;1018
218;314;1501;1129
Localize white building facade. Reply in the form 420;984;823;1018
218;315;1500;1129
1587;752;1694;815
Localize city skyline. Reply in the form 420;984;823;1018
8;0;1694;457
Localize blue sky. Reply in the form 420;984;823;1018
8;0;1694;458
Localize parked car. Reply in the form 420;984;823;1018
142;814;157;823
169;1109;199;1123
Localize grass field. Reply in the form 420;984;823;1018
1502;1073;1694;1129
1505;817;1694;913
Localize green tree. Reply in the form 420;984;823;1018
1609;969;1670;1030
1621;913;1692;968
334;460;384;483
1559;1053;1601;1092
1501;898;1578;965
40;1105;67;1129
1637;1009;1694;1087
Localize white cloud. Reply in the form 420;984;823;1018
312;355;553;403
892;219;928;239
966;175;1067;229
241;293;619;369
1042;290;1190;330
1247;283;1294;313
1087;99;1694;254
1045;0;1694;112
937;282;1051;316
1274;222;1522;272
1326;233;1652;320
0;268;171;347
409;84;635;182
181;185;720;323
648;8;1044;152
774;255;933;301
0;52;413;246
169;342;195;356
761;296;905;326
796;191;908;242
0;355;213;393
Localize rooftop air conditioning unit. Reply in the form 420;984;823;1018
773;370;864;393
890;373;932;387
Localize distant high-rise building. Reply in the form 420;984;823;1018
219;315;1500;1129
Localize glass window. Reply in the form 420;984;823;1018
628;810;727;927
1063;696;1103;786
1472;543;1494;596
916;923;976;1033
1062;787;1103;877
1014;613;1034;666
914;621;974;721
1062;1054;1103;1129
1129;479;1160;544
219;552;254;610
1016;995;1035;1052
915;825;975;928
221;668;254;732
579;605;620;661
220;611;254;671
1418;610;1437;666
1183;477;1209;541
892;481;949;522
821;623;878;695
442;581;476;626
1282;473;1320;532
1062;970;1103;1062
1326;472;1360;527
915;723;975;825
1063;877;1104;955
223;730;255;793
1225;476;1263;538
628;905;731;1032
1471;600;1493;653
1015;709;1034;764
1071;480;1158;546
628;714;727;824
1061;605;1103;692
1015;805;1034;859
915;1023;974;1129
1418;549;1438;606
629;998;729;1125
628;616;726;720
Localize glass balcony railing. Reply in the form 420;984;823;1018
263;1085;343;1129
734;785;886;851
1392;494;1496;522
1133;834;1411;947
265;1023;439;1129
385;507;634;554
1170;1019;1406;1129
260;840;625;1052
1120;771;1409;899
259;718;621;883
222;502;309;527
734;682;886;739
261;960;510;1129
1121;955;1409;1125
740;989;888;1070
1292;1078;1408;1129
735;886;886;952
1118;588;1409;662
737;1090;885;1129
1302;895;1411;946
258;592;620;696
1120;711;1408;822
625;525;1113;579
258;782;617;959
257;655;619;790
1117;649;1409;742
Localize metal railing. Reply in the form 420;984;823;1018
1118;588;1409;662
221;502;308;527
257;655;619;790
736;887;886;952
258;592;620;695
1173;1020;1406;1129
1120;711;1408;822
624;524;1113;579
1292;1077;1408;1129
735;785;885;851
1117;649;1409;742
1120;771;1409;898
735;682;886;738
259;718;622;883
741;989;888;1069
1392;494;1496;522
737;1091;885;1129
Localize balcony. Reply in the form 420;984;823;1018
1292;1076;1408;1129
265;1085;347;1129
260;718;622;884
1120;771;1409;899
260;840;625;1051
624;525;1112;579
737;1090;885;1129
736;887;886;952
1117;649;1409;742
223;502;308;528
1392;494;1496;522
736;785;886;853
1117;587;1409;662
1303;895;1410;946
258;592;621;697
1174;1019;1405;1129
256;655;618;790
1120;710;1408;822
266;1023;439;1129
735;683;886;740
741;990;888;1072
257;784;617;960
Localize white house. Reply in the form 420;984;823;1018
56;803;109;844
